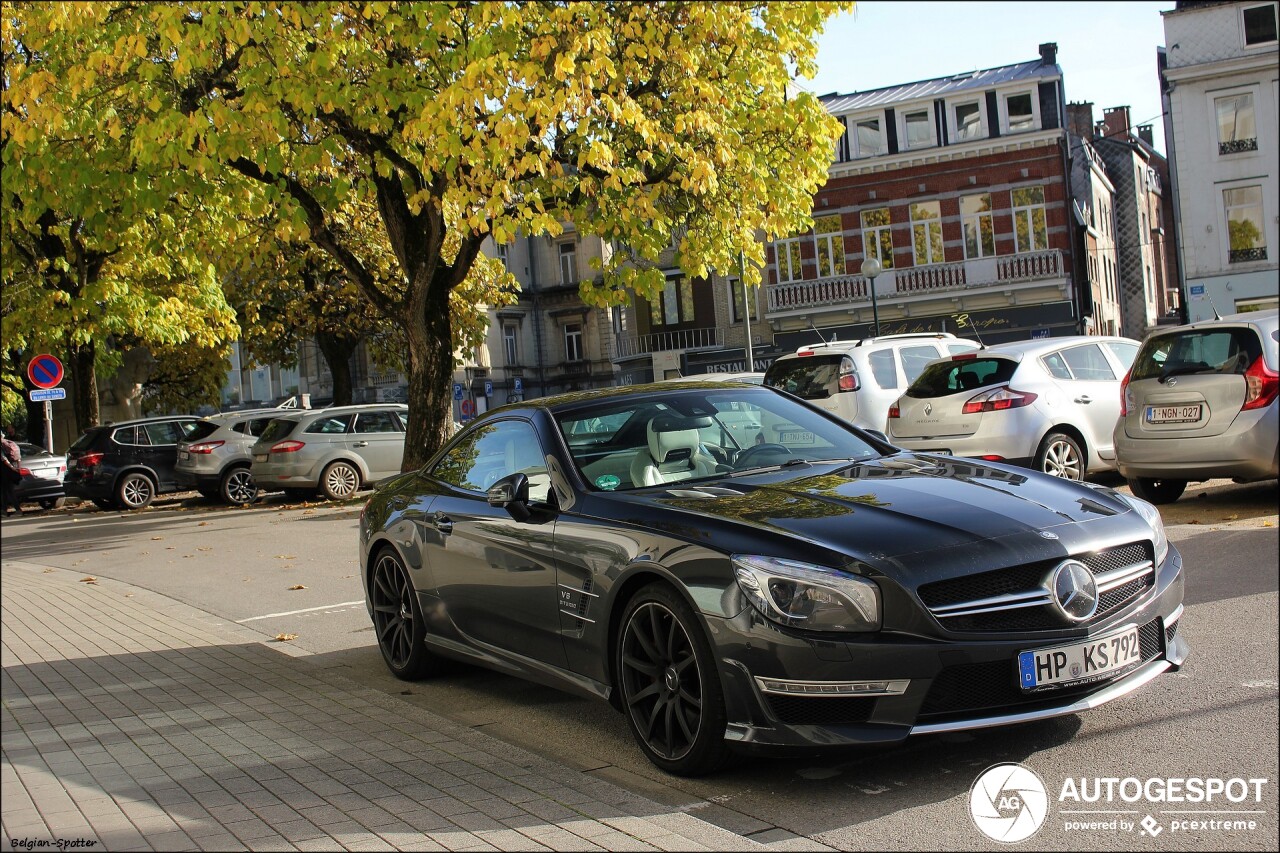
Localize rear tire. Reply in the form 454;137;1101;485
115;473;155;510
1035;432;1085;481
219;466;259;505
615;583;730;777
1128;477;1187;504
320;461;360;501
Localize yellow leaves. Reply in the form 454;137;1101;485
273;633;298;642
79;577;98;584
288;585;307;591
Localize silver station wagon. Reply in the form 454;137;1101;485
250;404;408;501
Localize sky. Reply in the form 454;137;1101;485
804;1;1177;153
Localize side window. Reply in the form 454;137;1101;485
868;350;899;389
113;426;141;446
304;414;353;434
354;411;402;434
1061;344;1116;381
144;422;182;445
248;418;274;437
899;345;942;384
432;420;550;503
1041;352;1074;380
177;420;202;439
230;421;248;434
1105;342;1139;371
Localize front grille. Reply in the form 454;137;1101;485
918;618;1163;721
1165;619;1179;645
766;695;876;726
919;542;1155;632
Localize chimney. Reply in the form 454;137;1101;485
1102;106;1132;139
1067;102;1095;140
1039;42;1058;66
1137;124;1155;147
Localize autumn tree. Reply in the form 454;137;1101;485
8;2;849;468
2;8;239;433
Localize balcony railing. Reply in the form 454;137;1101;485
765;250;1064;315
615;327;724;358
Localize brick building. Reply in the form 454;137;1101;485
764;44;1086;350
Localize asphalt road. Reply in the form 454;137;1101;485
3;477;1277;850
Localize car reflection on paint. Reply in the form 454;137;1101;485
358;381;1187;776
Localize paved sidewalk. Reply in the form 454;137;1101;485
1;561;810;852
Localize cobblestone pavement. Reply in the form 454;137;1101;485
2;561;820;852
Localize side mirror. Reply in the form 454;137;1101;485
487;472;531;522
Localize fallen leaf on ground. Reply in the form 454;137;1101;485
151;536;164;541
302;510;315;516
124;593;133;597
1264;521;1275;528
79;577;97;584
198;547;212;552
275;555;296;559
198;521;209;527
1223;514;1239;520
288;585;307;591
1189;519;1201;524
42;568;54;573
273;633;298;642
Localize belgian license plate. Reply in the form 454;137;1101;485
1017;626;1142;690
778;430;816;445
254;454;268;462
1147;404;1202;424
178;451;190;461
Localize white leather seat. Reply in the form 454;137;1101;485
630;417;718;487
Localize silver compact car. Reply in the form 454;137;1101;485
250;404;408;501
888;336;1140;481
14;442;67;510
1115;309;1279;504
175;409;283;504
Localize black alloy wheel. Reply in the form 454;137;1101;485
1128;477;1187;505
369;549;435;680
220;466;258;505
616;584;729;776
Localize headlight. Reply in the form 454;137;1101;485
1118;493;1169;565
732;555;880;632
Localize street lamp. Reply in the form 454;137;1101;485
860;257;882;338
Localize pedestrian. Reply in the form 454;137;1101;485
1;425;23;517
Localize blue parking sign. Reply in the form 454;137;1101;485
484;380;493;397
452;383;463;401
513;377;523;393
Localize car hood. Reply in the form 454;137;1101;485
610;453;1139;568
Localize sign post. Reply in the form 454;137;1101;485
27;354;65;454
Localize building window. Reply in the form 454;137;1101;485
502;324;519;365
910;201;944;266
960;194;995;259
612;305;628;336
1243;3;1278;45
496;241;509;270
953;101;983;141
903;108;934;149
1005;92;1036;133
730;278;757;323
1012;186;1049;253
1225;186;1268;263
861;208;894;269
650;274;696;326
774;237;803;282
814;215;845;277
834;117;850;162
853;115;887;158
1215;92;1258;155
564;323;583;362
559;242;576;285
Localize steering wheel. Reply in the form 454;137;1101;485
733;443;794;470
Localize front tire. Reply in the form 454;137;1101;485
320;461;360;501
1128;477;1187;504
116;472;155;510
220;466;259;505
616;583;729;777
1036;431;1084;481
369;549;437;680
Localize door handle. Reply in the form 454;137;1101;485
353;441;369;447
433;515;454;535
1074;395;1092;404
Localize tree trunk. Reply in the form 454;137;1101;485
68;339;99;434
315;332;359;406
400;286;455;471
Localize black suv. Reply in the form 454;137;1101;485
64;416;203;510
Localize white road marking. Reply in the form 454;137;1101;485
237;600;365;623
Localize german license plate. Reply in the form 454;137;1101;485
1147;404;1202;424
1017;625;1142;690
254;454;268;462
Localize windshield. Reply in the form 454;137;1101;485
906;357;1019;398
555;387;882;491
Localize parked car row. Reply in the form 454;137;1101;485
64;403;410;510
760;311;1278;502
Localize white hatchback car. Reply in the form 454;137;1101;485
763;333;981;432
887;335;1140;480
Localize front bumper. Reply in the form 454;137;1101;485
710;545;1186;751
